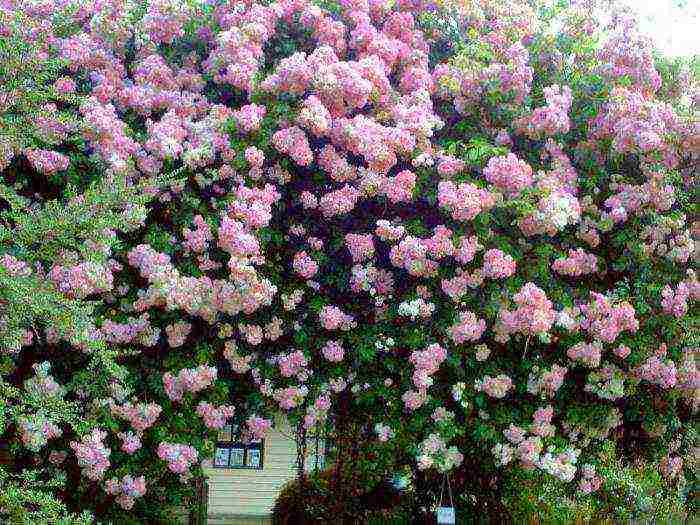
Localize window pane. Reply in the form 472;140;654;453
247;448;261;468
214;447;230;468
230;447;245;467
217;424;232;443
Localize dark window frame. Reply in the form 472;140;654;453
213;423;264;470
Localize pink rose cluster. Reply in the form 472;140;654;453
163;365;217;402
567;342;603;368
496;419;580;482
272;126;313;166
578;464;602;494
165;321;192;348
441;269;483;302
233;104;267;134
350;264;395;296
128;243;276;322
634;345;677;389
157;442;198;479
454;235;481;265
100;314;160;347
111;401;162;432
493;436;580;482
475;374;514;399
590;87;682;168
80;101;140;174
482;249;517;279
530;406;556;438
204;3;279;91
520;189;582;237
381;170;416;203
143;0;188;45
416;433;464;472
182;215;212;254
245;415;273;441
436;154;466;176
403;344;447;410
495;283;556;342
303;394;331;430
70;428;111;481
603;178;676;224
375;220;406;242
483;153;533;195
597;15;661;93
217;216;261;261
293;251;319;279
449;311;486;345
273;385;309;410
437;181;497;222
277;349;309;378
105;474;146;510
519;84;573;137
318;145;356;182
196;402;236;430
318;184;362;218
144;110;188;160
319;305;356;331
24;148;70;175
579;293;638;343
552;249;597;277
245;146;265;169
345;233;375;263
297;95;332;137
18;415;62;452
238;323;262;346
661;273;700;318
321;340;345;362
48;261;114;299
527;364;567;398
389;226;454;278
0;254;32;277
118;431;142;455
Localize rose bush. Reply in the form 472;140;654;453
0;0;697;522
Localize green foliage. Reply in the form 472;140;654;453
0;12;78;155
0;467;93;525
1;0;698;522
502;440;691;523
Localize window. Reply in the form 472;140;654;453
310;434;327;471
213;424;264;469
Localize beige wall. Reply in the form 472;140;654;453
204;417;324;519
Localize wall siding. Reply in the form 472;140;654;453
204;418;323;518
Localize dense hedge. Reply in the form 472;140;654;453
0;0;697;522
